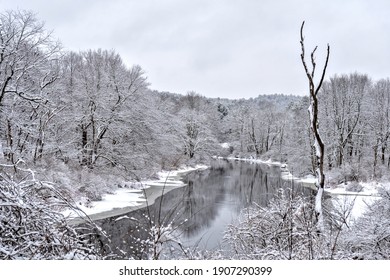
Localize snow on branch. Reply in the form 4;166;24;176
299;21;330;230
0;167;104;259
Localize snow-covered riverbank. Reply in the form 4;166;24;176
223;156;384;220
64;155;385;224
63;164;208;224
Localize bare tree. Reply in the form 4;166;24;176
321;74;369;169
299;21;330;228
369;79;390;175
58;50;149;168
0;10;60;104
0;10;61;165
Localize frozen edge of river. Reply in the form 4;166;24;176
63;164;208;224
222;156;383;220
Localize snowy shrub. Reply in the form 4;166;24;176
127;214;186;260
325;168;344;187
341;163;361;182
0;170;103;259
224;188;323;259
345;182;363;193
343;189;390;259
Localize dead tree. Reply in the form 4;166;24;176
299;21;330;228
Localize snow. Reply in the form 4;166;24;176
343;195;378;221
314;140;322;159
225;156;382;220
326;181;381;221
62;188;145;218
62;164;208;221
220;142;230;148
64;153;381;224
0;142;3;160
315;187;324;213
226;156;282;166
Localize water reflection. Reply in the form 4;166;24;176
177;160;282;247
92;159;309;259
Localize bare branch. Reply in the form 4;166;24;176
311;46;317;78
300;21;314;90
299;21;330;230
315;43;330;96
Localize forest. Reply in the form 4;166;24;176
1;10;390;260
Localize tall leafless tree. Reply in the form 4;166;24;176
299;21;330;228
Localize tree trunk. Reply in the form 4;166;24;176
373;144;378;177
5;118;14;163
381;145;386;165
300;21;330;230
81;125;89;166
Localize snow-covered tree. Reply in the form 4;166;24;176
320;73;370;169
368;79;390;177
176;92;219;160
299;21;330;228
224;187;320;259
0;10;61;165
57;50;149;169
0;166;103;259
283;96;315;176
343;188;390;259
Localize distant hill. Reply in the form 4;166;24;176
151;90;303;111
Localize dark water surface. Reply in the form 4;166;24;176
93;159;309;259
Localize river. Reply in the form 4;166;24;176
90;159;313;259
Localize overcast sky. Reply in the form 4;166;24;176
1;0;390;99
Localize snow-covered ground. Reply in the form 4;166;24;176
64;153;383;224
220;142;230;149
326;181;381;221
62;188;146;219
225;156;283;166
225;156;383;220
288;168;380;221
63;164;208;223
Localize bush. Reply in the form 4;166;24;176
223;187;322;259
0;168;103;259
345;182;363;192
343;188;390;259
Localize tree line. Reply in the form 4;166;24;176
2;11;390;192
